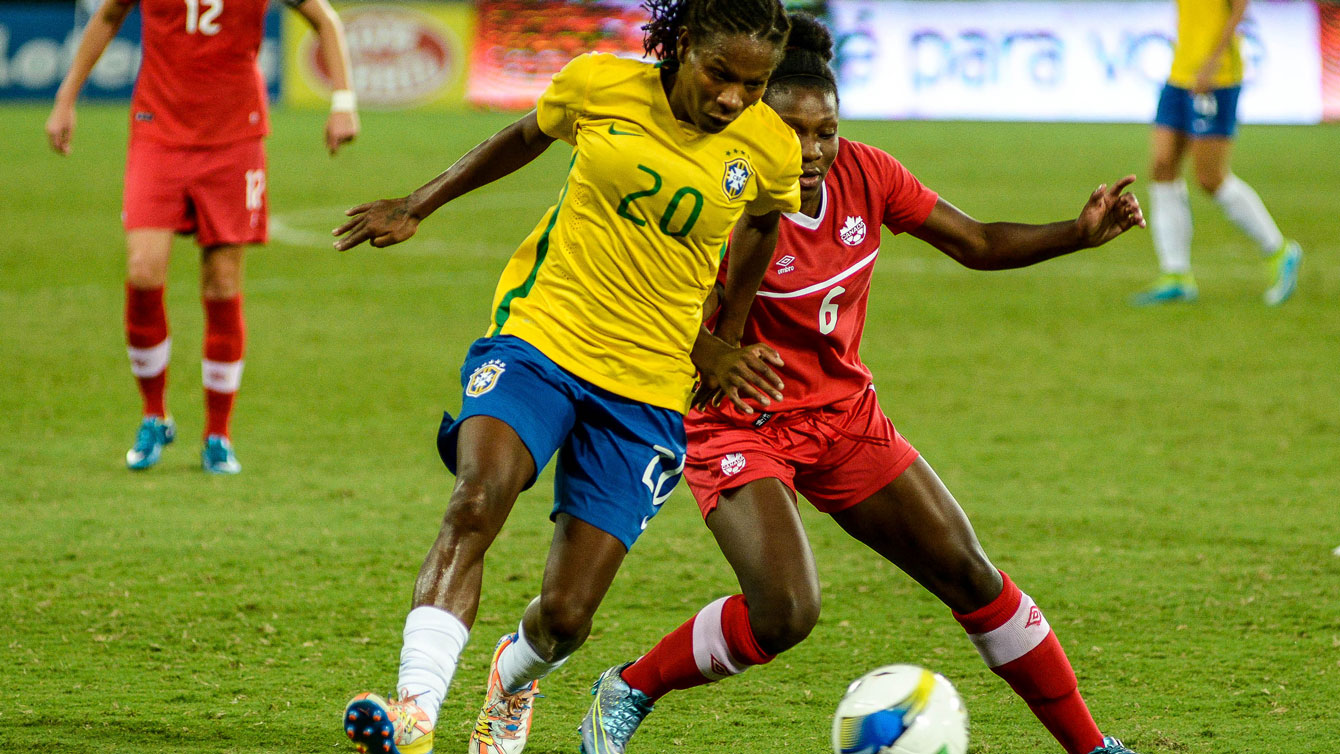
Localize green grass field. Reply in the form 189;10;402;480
1;104;1337;753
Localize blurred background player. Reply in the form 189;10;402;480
578;15;1145;754
45;0;359;473
1134;0;1301;306
333;2;799;753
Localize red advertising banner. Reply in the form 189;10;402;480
466;1;649;109
1323;3;1340;120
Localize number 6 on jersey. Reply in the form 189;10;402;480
819;286;844;335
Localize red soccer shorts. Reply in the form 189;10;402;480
684;386;920;518
123;136;268;247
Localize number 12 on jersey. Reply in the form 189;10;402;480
185;0;222;35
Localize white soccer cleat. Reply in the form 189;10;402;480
468;633;540;754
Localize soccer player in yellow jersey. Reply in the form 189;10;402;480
332;2;801;754
1136;0;1302;305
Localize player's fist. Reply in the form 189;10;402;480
45;102;76;155
326;111;359;155
333;197;420;251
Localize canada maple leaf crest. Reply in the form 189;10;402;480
839;215;867;246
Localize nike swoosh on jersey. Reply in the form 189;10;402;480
608;124;642;136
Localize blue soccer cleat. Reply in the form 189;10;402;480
343;692;434;754
1264;239;1301;306
126;416;175;470
1131;272;1198;306
1088;735;1141;754
201;435;241;474
579;663;654;754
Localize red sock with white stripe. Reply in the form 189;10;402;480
125;284;169;418
621;594;773;701
202;295;244;439
953;571;1104;754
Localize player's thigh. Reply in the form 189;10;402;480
830;457;999;614
1149;126;1189;181
552;387;686;552
1190;137;1234;194
707;477;819;618
124;138;193;249
126;229;174;288
200;243;246;299
191;138;268;248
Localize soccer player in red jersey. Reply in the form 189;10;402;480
578;15;1148;754
46;0;359;473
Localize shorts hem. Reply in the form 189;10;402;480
809;446;921;514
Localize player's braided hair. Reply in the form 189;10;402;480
642;0;791;73
766;12;838;102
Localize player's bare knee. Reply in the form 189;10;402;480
439;480;509;541
751;592;820;655
1195;170;1224;194
534;592;595;653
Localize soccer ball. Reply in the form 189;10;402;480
831;665;969;754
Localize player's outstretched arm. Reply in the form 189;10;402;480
333;110;555;250
45;0;133;155
910;175;1145;271
293;0;359;154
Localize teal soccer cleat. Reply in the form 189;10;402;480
201;435;241;474
1088;735;1140;754
126;416;175;470
579;664;654;754
1131;272;1198;306
1264;239;1302;306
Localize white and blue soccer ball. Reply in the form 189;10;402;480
831;665;969;754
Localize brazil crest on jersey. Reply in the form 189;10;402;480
486;53;803;412
1169;0;1244;89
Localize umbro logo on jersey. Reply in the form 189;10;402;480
840;216;867;246
466;359;506;397
776;255;796;274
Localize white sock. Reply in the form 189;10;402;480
496;619;569;694
1149;180;1193;274
1213;174;1284;255
397;606;470;726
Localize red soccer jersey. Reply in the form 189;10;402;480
120;0;295;146
720;138;937;415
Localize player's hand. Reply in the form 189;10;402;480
1193;64;1216;94
333;197;420;250
326;111;359;155
1076;175;1145;248
701;343;785;415
45;102;76;155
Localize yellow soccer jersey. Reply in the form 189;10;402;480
1169;0;1244;89
485;53;802;412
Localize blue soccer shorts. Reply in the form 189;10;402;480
436;334;687;550
1154;83;1241;138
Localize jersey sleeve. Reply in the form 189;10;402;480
535;53;597;145
746;128;802;216
875;149;938;233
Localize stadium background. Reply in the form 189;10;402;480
2;1;1337;753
